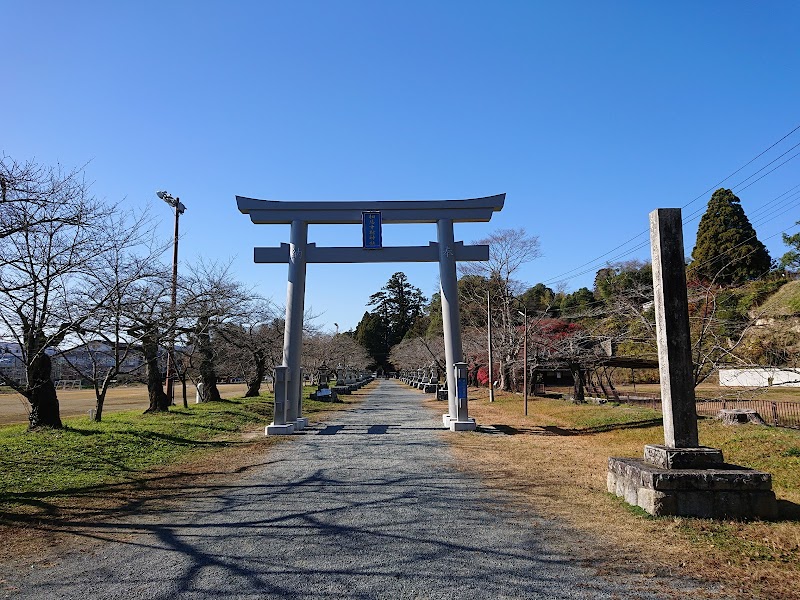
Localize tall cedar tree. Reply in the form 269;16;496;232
357;273;426;368
689;188;770;284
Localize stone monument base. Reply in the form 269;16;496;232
449;418;476;432
608;445;777;519
266;422;295;436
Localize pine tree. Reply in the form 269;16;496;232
357;273;427;368
367;272;426;347
689;188;771;284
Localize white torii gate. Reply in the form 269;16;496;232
237;194;505;433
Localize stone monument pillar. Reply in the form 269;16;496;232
296;367;307;429
607;209;776;518
450;362;475;431
266;366;295;435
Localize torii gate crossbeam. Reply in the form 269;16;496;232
237;194;505;433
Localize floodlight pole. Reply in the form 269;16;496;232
157;191;185;407
170;201;180;405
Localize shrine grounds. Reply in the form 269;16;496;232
0;383;798;598
448;388;800;600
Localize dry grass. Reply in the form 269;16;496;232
443;388;800;600
0;383;249;424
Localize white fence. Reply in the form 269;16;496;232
719;368;800;388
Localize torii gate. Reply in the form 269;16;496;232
237;194;505;433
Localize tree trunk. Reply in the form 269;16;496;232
197;318;222;402
499;359;513;392
143;330;169;413
244;353;265;397
94;390;106;422
26;353;62;429
94;376;108;422
570;363;586;403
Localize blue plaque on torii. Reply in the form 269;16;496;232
362;211;382;249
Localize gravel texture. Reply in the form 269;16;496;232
3;380;703;599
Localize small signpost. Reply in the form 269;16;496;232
362;211;382;249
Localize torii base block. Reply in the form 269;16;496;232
442;414;476;431
266;423;295;435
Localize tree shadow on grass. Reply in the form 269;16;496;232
0;457;278;520
481;418;663;437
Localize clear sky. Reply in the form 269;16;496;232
4;1;799;332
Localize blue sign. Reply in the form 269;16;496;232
362;211;382;249
457;378;467;400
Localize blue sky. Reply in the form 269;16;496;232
4;1;799;332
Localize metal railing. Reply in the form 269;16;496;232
695;398;800;429
532;384;800;429
619;395;800;429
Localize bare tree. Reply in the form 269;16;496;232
216;299;282;397
57;209;166;421
459;228;542;391
178;261;251;403
125;274;173;413
388;336;445;373
0;159;109;428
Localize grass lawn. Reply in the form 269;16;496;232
446;387;800;600
0;387;354;511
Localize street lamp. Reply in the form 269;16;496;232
156;190;186;406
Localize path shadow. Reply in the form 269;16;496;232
317;425;345;435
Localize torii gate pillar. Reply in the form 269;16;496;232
438;218;474;430
284;220;308;429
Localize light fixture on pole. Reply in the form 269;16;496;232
156;190;186;406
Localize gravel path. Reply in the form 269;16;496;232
3;380;698;599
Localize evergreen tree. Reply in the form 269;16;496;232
367;272;426;347
520;282;557;315
689;188;771;284
357;272;427;368
355;311;387;368
779;225;800;270
559;287;595;316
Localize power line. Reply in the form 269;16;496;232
542;185;800;290
540;124;800;287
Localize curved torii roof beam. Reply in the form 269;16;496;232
236;194;505;225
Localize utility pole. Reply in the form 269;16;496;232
487;290;494;403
